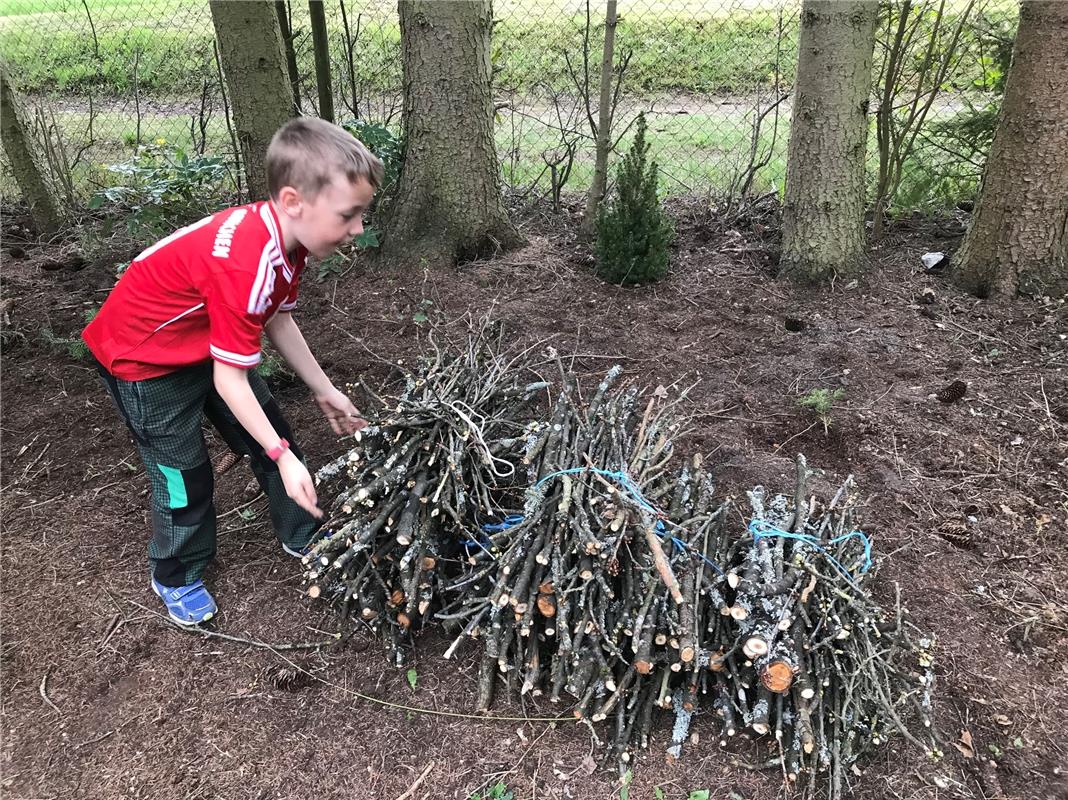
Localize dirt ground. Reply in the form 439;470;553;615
1;198;1066;800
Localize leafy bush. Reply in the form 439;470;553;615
89;141;228;236
927;11;1015;171
343;119;403;196
887;9;1016;212
257;348;296;385
595;114;674;285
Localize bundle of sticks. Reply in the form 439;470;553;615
306;324;546;663
697;456;939;799
437;366;733;761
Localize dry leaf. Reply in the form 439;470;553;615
653;385;669;399
994;714;1012;727
954;729;975;759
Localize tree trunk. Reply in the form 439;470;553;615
953;1;1068;298
275;0;302;115
0;62;63;236
780;0;878;283
381;0;521;267
209;0;294;201
309;0;334;124
581;0;619;237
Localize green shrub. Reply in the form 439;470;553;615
343;119;403;196
89;141;228;236
595;113;674;285
797;388;845;434
258;348;296;385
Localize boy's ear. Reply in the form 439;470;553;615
275;186;303;216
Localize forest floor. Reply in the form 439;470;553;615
1;197;1066;800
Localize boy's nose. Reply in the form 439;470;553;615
349;219;364;238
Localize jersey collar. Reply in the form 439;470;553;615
260;201;307;275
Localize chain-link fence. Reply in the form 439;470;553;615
0;0;1018;210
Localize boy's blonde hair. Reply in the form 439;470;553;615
266;117;385;199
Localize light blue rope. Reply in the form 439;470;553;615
748;519;872;586
528;466;724;575
533;467;657;514
655;520;724;576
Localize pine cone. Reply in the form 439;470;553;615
937;519;972;548
936;380;967;404
264;663;307;691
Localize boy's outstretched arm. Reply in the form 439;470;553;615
213;361;323;519
264;312;367;435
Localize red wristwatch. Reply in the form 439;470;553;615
266;438;290;462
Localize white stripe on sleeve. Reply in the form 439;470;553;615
209;345;261;367
247;242;273;315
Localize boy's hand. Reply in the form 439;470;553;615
315;386;368;435
277;451;323;519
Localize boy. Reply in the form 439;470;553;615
83;117;383;626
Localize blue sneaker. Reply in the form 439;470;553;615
151;577;217;625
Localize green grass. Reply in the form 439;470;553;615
0;0;187;13
9;99;786;199
1;0;1017;99
4;96;980;211
0;0;797;98
0;0;1010;210
497;105;789;197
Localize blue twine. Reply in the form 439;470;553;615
747;519;872;585
481;514;525;533
533;467;659;515
655;519;724;576
463;532;493;556
521;466;725;575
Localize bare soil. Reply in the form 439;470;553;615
1;199;1066;800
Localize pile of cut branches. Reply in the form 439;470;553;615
705;457;939;800
302;330;939;797
437;366;727;762
307;323;546;663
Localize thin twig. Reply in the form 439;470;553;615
395;762;435;800
121;595;339;650
73;730;114;749
39;670;61;714
214;38;242;201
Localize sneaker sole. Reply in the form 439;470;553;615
281;543;308;559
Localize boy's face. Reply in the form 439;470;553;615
280;176;376;259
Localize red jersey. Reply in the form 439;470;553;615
83;202;307;381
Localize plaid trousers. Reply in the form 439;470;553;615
94;360;318;586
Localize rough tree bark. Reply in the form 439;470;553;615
0;62;63;236
275;0;302;115
381;0;522;267
209;0;294;201
780;0;878;283
308;0;334;124
953;1;1068;298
